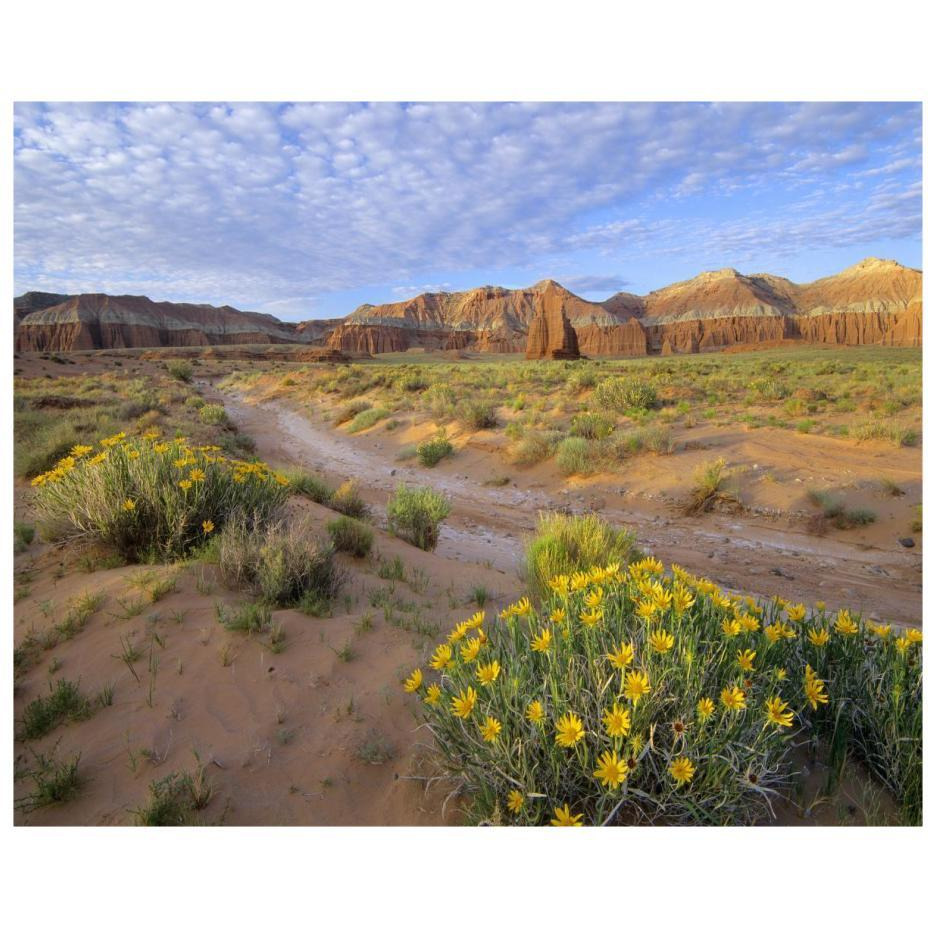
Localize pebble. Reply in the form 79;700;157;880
898;537;916;548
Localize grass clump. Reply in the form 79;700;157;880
166;360;193;383
685;458;739;515
595;377;658;413
387;484;452;551
285;470;334;506
217;514;343;608
570;412;613;440
17;747;83;811
134;765;213;826
198;403;229;427
346;407;390;433
327;516;374;558
14;521;35;554
556;436;596;476
19;679;93;740
524;511;638;600
459;401;498;431
417;435;453;468
32;433;288;561
330;480;370;519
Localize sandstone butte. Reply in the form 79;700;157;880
14;258;922;356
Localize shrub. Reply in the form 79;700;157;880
17;749;83;811
423;384;456;420
31;433;288;561
417;435;453;468
595;377;658;413
346;407;390;433
524;512;638;599
198;403;229;427
397;372;429;392
459;401;498;431
286;470;334;506
327;516;374;558
570;412;613;440
335;400;371;425
410;562;922;825
510;431;557;467
134;767;213;826
184;394;205;409
167;360;193;383
14;522;35;554
217;514;343;608
556;436;596;476
685;458;739;515
330;480;370;519
387;484;452;551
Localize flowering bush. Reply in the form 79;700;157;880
405;558;922;825
32;430;289;560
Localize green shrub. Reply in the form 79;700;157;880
167;360;193;383
387;484;452;551
184;394;205;409
286;470;334;505
198;403;229;427
423;384;457;420
335;400;371;425
217;514;343;608
327;516;374;557
570;412;613;440
398;372;429;392
523;512;638;599
330;480;370;519
412;564;922;825
556;436;596;476
510;431;557;467
14;522;35;554
595;377;658;413
134;767;213;826
459;401;498;431
17;749;83;811
417;435;453;468
32;434;288;561
346;407;390;433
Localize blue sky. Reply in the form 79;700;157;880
13;102;922;321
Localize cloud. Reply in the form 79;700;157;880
558;274;631;295
13;102;922;314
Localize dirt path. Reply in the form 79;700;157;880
219;387;922;625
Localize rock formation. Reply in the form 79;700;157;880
14;257;921;356
525;282;581;359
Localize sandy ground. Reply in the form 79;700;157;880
12;353;922;825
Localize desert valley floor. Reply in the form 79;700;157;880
12;345;922;825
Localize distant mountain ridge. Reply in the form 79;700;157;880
14;258;921;354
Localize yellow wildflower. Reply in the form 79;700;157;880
622;670;651;705
765;695;795;728
906;628;923;645
786;602;807;623
668;756;695;785
460;637;482;663
178;479;193;491
548;575;570;597
583;586;603;609
554;711;586;748
735;648;756;672
475;659;501;687
867;621;892;639
122;499;136;512
479;716;502;742
403;668;423;693
507;790;524;814
602;702;631;738
466;610;485;629
637;599;658;622
202;520;214;534
448;620;469;643
804;665;829;711
764;621;796;644
649;629;674;654
697;697;715;721
188;468;206;483
808;627;830;647
672;587;695;613
530;628;552;653
549;608;566;624
512;597;531;617
526;700;545;725
71;444;93;457
606;641;634;669
430;644;452;671
594;750;629;790
835;611;858;636
579;606;603;628
739;613;760;633
424;684;441;706
450;686;478;719
550;804;583;826
721;685;747;711
721;618;741;638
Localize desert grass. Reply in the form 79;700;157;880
386;484;452;551
327;516;374;558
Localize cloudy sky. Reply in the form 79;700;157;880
13;102;922;320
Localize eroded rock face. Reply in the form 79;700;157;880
13;258;922;356
525;283;581;359
14;293;336;352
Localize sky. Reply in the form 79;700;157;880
13;102;923;321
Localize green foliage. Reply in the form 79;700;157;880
386;484;452;551
346;407;390;433
285;470;334;506
327;516;374;558
217;514;343;608
198;403;229;427
523;512;638;599
17;747;83;811
595;377;658;413
134;766;213;825
556;436;595;476
14;521;35;554
330;480;370;519
417;435;453;467
19;679;93;741
459;401;498;431
167;360;193;383
570;412;613;440
32;434;287;561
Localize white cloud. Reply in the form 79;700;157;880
13;102;922;315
